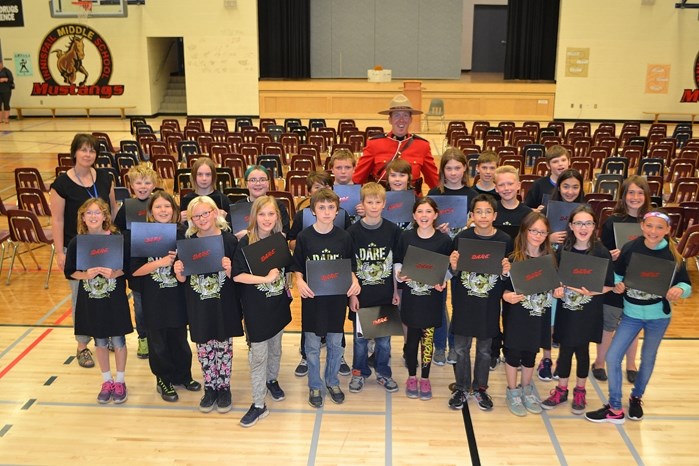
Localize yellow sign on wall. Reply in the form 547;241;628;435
646;64;670;94
565;48;589;78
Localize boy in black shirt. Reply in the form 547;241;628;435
524;145;570;210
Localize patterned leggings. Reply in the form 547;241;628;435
196;338;232;390
405;327;435;378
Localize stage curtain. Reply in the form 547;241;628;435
258;0;310;78
504;0;560;80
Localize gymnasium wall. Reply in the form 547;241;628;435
4;0;259;116
555;0;699;120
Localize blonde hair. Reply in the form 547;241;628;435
360;182;386;202
146;191;179;224
185;196;230;237
77;198;118;234
643;208;682;265
247;196;282;244
329;149;356;167
495;165;520;182
127;164;161;188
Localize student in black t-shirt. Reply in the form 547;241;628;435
179;157;230;224
233;196;292;427
347;183;402;394
473;151;500;201
524;145;571;210
448;194;512;411
494;165;532;227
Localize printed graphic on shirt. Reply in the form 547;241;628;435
148;257;178;289
407;280;433;296
521;292;552;317
83;276;116;299
255;270;286;298
356;243;392;285
562;288;593;311
626;288;661;301
311;248;342;261
190;272;227;300
460;272;498;298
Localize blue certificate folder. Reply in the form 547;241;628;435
431;195;469;229
456;238;506;275
130;222;177;257
76;234;123;270
306;259;352;296
401;245;450;286
509;255;560;295
383;191;415;224
302;207;347;229
229;202;252;234
546;201;583;232
176;235;225;276
333;184;361;216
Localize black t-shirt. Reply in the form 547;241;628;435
232;235;292;342
473;185;501;201
395;229;452;329
347;219;402;308
291;226;356;335
288;208;351;242
450;228;512;338
50;169;113;246
130;254;187;330
495;202;532;226
524;176;556;208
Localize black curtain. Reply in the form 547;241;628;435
504;0;560;80
258;0;310;79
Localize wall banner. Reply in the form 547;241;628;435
0;0;24;27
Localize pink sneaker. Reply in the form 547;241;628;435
112;382;128;404
419;378;432;400
405;377;418;399
97;381;113;404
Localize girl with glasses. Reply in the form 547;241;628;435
233;165;290;238
174;196;243;414
501;211;563;417
542;205;614;414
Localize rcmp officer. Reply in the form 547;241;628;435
352;94;439;189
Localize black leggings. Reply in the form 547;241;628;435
0;91;10;110
405;326;435;378
556;343;590;380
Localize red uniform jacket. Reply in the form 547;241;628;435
352;133;439;189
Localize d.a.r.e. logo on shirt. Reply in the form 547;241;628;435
33;24;125;99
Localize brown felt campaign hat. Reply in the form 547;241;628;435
378;94;423;115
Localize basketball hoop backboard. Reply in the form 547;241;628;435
49;0;128;18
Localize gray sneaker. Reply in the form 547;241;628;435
522;384;542;414
433;349;446;366
349;370;365;393
506;386;527;417
446;348;457;365
376;374;399;393
326;385;345;404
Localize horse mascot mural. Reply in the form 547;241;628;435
52;36;89;86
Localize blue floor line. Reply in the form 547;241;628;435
385;389;392;466
308;407;323;466
533;385;567;466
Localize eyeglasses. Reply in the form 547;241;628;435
191;210;214;221
84;210;103;217
527;229;548;237
473;210;494;217
571;221;595;228
247;178;269;184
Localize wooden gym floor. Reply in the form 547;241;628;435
0;117;698;465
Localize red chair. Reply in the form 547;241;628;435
6;209;55;288
15;168;50;192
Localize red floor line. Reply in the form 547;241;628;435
52;307;73;325
0;329;53;380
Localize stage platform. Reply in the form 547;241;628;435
259;72;556;127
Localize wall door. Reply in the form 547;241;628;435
471;5;507;73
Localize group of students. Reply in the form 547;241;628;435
62;133;691;428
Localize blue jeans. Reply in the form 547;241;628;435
305;332;343;390
95;335;126;348
434;293;454;351
132;291;146;339
352;320;392;378
606;314;670;410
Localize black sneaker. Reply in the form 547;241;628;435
585;404;625;424
295;358;308;377
628;396;644;421
199;388;217;413
326;385;345;404
156;378;178;402
308;388;323;408
591;364;607;381
448;389;466;410
239;403;269;428
339;357;351;376
266;379;286;401
627;370;638;384
537;358;553;381
473;389;494;411
216;388;232;413
489;356;498;371
182;379;202;392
